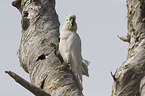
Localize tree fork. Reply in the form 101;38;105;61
112;0;145;95
9;0;83;95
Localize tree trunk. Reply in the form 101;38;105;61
112;0;145;96
12;0;83;96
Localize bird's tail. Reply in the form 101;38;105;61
82;59;90;77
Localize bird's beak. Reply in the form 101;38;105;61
70;18;75;27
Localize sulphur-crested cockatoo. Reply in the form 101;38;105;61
59;14;89;90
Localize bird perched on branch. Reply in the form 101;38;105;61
59;14;89;90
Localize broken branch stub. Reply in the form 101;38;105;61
5;71;51;96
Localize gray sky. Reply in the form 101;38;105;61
1;0;128;96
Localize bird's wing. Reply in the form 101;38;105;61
67;32;83;90
67;32;82;78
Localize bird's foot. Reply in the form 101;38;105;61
63;62;70;69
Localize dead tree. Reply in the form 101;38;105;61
112;0;145;95
6;0;83;96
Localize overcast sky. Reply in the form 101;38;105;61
1;0;128;96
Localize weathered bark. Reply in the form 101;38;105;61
11;0;83;96
112;0;145;96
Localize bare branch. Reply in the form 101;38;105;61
5;71;51;96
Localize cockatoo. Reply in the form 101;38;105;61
59;14;89;90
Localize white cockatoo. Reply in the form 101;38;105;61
59;14;89;90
